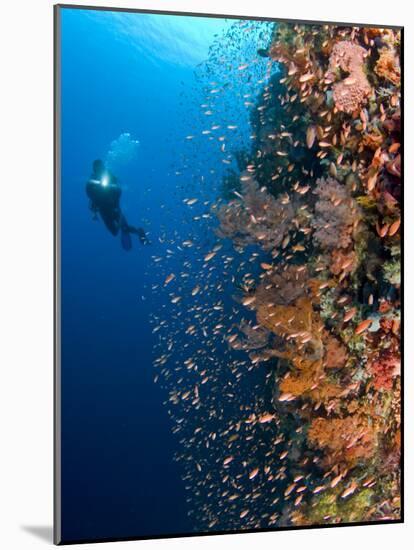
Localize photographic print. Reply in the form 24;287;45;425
55;5;402;544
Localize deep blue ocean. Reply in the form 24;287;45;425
60;7;275;542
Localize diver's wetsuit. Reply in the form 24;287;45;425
86;161;149;249
86;177;122;235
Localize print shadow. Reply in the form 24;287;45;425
21;525;53;543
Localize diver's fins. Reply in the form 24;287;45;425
126;225;150;245
120;216;132;251
137;227;150;245
121;227;132;250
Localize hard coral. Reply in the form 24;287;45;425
327;41;371;114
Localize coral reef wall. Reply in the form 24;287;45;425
216;22;402;525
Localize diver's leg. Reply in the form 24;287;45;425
101;211;120;235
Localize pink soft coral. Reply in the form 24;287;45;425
312;177;360;250
254;264;310;306
375;47;401;86
216;173;294;253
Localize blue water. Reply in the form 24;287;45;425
59;7;274;542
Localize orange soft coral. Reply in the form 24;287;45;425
256;297;324;361
307;415;378;465
279;358;323;397
361;130;385;151
375;48;401;86
280;358;347;403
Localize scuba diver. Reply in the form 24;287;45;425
86;159;149;250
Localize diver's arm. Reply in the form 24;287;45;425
86;181;99;218
87;178;119;191
86;180;98;197
88;199;98;213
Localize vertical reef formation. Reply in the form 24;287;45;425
216;23;401;526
